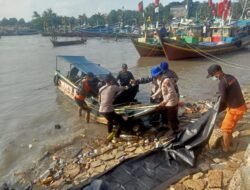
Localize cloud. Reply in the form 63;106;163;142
0;0;33;20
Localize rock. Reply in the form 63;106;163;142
178;175;191;183
144;139;149;145
240;165;250;190
170;183;187;190
105;160;119;168
210;163;226;170
222;169;235;187
96;164;106;172
192;172;204;180
50;178;64;188
117;146;124;151
134;147;144;154
228;169;241;190
75;173;89;181
198;163;210;172
208;170;223;188
232;131;240;138
144;145;152;151
111;149;118;155
239;129;250;137
138;139;144;146
213;158;224;163
100;153;115;161
115;151;126;159
91;160;102;168
125;147;136;152
64;163;81;179
208;128;222;149
182;179;206;190
41;176;53;185
100;145;113;154
237;137;250;151
230;151;245;163
226;160;241;169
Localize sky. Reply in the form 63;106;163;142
0;0;177;21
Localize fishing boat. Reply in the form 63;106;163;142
160;19;250;60
51;38;87;47
53;55;158;130
131;37;165;57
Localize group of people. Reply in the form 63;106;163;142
74;61;248;155
74;63;137;140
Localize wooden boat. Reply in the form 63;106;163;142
131;37;165;57
54;56;158;128
51;38;87;47
160;20;250;60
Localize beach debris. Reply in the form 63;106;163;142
28;144;33;149
32;100;218;188
54;124;61;129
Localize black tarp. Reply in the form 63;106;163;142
70;101;219;190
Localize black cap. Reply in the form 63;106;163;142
122;63;128;69
86;72;94;78
207;64;222;78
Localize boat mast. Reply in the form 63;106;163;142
241;0;250;18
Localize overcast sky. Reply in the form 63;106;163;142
0;0;178;21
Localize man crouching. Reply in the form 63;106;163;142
99;74;127;141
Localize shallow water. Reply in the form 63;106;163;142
0;35;249;181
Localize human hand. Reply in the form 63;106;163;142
130;79;135;84
159;102;166;107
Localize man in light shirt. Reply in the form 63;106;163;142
151;66;180;134
99;74;127;140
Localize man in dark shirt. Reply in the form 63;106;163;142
207;64;247;153
116;64;134;86
115;64;138;104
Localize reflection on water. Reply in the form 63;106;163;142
0;35;249;181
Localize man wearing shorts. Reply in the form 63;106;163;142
207;64;247;153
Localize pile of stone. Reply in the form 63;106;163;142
36;136;173;188
169;90;250;190
33;101;212;188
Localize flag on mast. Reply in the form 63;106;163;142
138;1;143;13
208;0;213;7
154;0;159;7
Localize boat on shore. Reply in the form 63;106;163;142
131;37;165;57
54;55;158;131
51;38;87;47
160;20;250;60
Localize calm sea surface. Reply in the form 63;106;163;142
0;35;249;181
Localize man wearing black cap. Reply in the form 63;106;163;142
207;64;247;153
99;74;127;141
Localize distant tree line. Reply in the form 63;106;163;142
0;0;243;31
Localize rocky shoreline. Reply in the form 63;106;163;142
2;86;250;190
169;87;250;190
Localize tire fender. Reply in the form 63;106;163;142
53;75;59;86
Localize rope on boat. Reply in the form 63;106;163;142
184;42;250;70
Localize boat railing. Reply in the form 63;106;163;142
55;71;78;88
